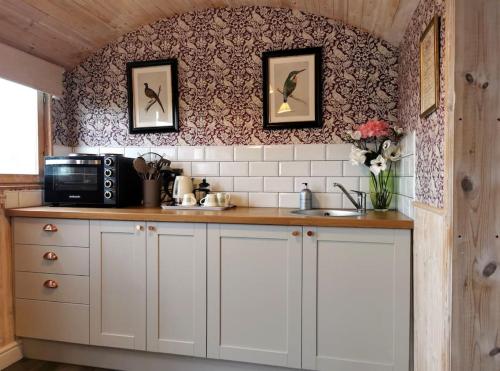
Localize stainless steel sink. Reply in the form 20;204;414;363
290;209;366;217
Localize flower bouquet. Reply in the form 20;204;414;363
347;120;404;211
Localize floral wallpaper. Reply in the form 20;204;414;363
52;6;399;147
398;0;445;208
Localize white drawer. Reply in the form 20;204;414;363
14;217;89;247
16;299;89;344
15;244;89;276
15;272;89;304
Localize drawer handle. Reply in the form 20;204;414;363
136;225;144;232
43;280;58;289
306;230;314;237
291;231;300;237
42;224;58;232
148;226;156;232
43;251;58;261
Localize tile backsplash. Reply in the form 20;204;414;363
53;142;416;218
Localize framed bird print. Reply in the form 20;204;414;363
262;47;322;130
126;59;179;134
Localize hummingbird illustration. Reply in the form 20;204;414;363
277;69;306;114
144;83;165;113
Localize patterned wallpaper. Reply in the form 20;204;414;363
398;0;445;208
52;6;399;147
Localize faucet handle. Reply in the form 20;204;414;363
350;190;367;212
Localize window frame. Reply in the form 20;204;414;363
0;91;51;187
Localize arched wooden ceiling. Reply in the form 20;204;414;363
0;0;419;69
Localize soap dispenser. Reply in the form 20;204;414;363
299;183;312;210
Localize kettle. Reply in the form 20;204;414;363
172;176;193;205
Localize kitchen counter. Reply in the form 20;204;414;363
6;206;413;229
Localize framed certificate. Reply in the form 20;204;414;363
419;16;440;118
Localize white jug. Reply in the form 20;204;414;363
173;176;193;205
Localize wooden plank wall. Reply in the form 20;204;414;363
450;0;500;370
0;195;15;348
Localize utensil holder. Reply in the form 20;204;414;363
143;179;161;207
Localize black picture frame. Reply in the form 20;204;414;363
126;59;179;134
262;47;322;130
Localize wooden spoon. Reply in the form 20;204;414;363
133;157;148;179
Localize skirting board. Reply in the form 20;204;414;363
0;341;23;369
23;339;295;371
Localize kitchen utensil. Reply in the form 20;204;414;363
172;176;193;205
216;192;231;207
133;157;148;179
193;178;210;204
200;193;218;207
181;193;197;206
143;179;161;207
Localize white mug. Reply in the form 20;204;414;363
217;192;230;207
181;193;197;206
200;194;218;207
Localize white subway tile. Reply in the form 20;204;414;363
343;161;369;176
407;156;415;177
294;144;325;160
220;162;249;176
310;161;342;176
341;195;360;209
249;192;278;207
234;145;263;161
18;190;43;207
234;177;263;192
229;192;249;207
279;161;310;176
359;177;370;192
177;146;204;161
294;177;326;192
52;145;72;156
170;162;192;176
326;177;360;193
264;177;294;192
124;147;150;158
72;146;99;154
249;162;278;176
205;146;234;161
4;191;19;209
326;144;352;160
264;145;294;161
312;193;342;209
407;178;415;198
99;147;125;155
279;193;300;208
205;177;234;192
153;146;178;160
191;162;219;176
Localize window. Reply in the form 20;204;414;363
0;77;48;184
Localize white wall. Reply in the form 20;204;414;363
0;42;64;96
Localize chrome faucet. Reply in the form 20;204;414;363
333;183;367;213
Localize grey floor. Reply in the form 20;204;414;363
4;359;116;371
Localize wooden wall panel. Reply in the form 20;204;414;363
0;198;15;348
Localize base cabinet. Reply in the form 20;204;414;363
302;227;411;371
146;222;206;357
207;224;302;368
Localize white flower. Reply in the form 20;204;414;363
369;155;387;176
350;130;362;140
383;144;402;162
394;126;404;135
350;146;368;166
382;139;391;150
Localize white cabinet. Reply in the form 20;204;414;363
146;222;206;357
207;224;302;368
302;227;411;371
89;220;147;350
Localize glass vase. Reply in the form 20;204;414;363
369;169;394;211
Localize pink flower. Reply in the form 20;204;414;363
357;120;390;139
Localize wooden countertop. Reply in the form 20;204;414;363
6;206;413;229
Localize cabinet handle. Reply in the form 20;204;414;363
42;224;58;232
148;226;156;232
43;280;58;289
291;231;300;237
306;230;314;237
43;251;58;261
136;225;144;231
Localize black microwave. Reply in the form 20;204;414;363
44;154;142;207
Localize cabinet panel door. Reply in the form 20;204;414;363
302;227;411;371
90;221;146;350
207;224;302;368
146;222;206;357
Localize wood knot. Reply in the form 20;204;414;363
461;177;473;192
482;82;489;89
483;262;497;277
489;347;500;357
465;73;474;83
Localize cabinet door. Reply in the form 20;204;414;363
207;224;302;368
146;222;206;357
302;227;411;371
90;220;146;350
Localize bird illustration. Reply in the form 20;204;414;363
276;69;306;113
144;83;165;113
